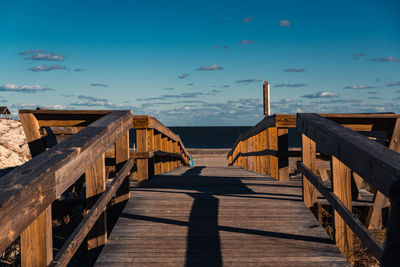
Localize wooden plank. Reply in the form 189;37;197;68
275;114;297;128
19;112;46;157
116;131;130;204
259;131;267;174
298;162;384;261
278;128;289;181
297;113;400;198
154;133;162;175
85;154;107;252
248;136;254;172
254;134;260;173
21;205;52;267
161;135;168;173
136;129;149;181
302;134;317;208
51;159;134;267
269;127;279;179
332;156;354;263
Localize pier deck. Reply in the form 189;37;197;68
96;166;348;266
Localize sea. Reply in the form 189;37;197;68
129;127;302;149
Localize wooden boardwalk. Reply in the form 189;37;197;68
96;166;348;266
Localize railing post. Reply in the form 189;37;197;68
268;127;279;179
332;156;354;263
301;134;317;208
116;131;130;200
147;129;155;178
154;132;162;175
254;134;260;173
21;206;52;267
161;135;168;172
19;112;46;157
136;129;149;180
278;128;289;181
259;130;267;174
85;154;107;259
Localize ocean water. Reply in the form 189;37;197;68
129;127;302;149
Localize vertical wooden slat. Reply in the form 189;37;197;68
254;134;260;173
116;131;130;200
21;206;52;267
154;132;162;175
86;154;107;253
19;112;46;157
278;128;289;181
302;134;317;208
266;129;271;175
248;138;254;171
332;156;354;263
161;135;168;173
269;127;279;179
147;129;155;177
259;130;267;174
136;129;149;180
263;81;270;116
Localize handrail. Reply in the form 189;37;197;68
0;109;191;267
296;113;400;263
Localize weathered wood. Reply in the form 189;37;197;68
278;128;289;181
263;81;270;116
161;135;168;172
302;134;317;208
86;154;107;252
259;130;267;174
136;129;149;181
268;127;279;179
247;136;254;171
51;159;134;267
0;111;131;252
154;133;162;175
332;156;354;262
116;131;130;203
19;112;46;157
96;166;348;266
297;113;400;198
298;162;384;261
21;206;52;267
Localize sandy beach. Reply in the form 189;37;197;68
188;148;230;167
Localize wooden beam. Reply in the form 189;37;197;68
298;162;384;261
332;156;354;263
302;134;317;208
85;154;107;254
115;131;130;200
297;113;400;198
21;206;52;267
136;129;149;181
19;112;46;157
268;127;279;179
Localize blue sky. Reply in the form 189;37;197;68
0;0;399;125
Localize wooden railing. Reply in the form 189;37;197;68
297;113;400;264
0;110;190;267
227;113;400;181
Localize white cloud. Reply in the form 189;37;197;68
24;52;65;61
90;83;108;87
239;40;256;45
0;83;53;93
197;64;223;71
235;78;261;84
372;56;399;62
283;68;305;72
29;65;66;72
344;85;375;89
279;20;291;27
302;91;339;98
178;73;189;79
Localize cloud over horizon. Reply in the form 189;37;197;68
344;85;375;89
372;56;399;62
0;83;53;93
239;40;256;45
302;91;339;98
29;65;66;72
275;83;307;88
387;81;400;86
235;78;261;84
178;73;189;79
24;52;65;61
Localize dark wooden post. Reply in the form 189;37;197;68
301;134;317;208
332;156;354;263
161;135;168;172
268;127;279;179
278;128;289;181
154;132;162;175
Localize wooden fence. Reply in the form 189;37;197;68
228;112;400;264
0;110;190;267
